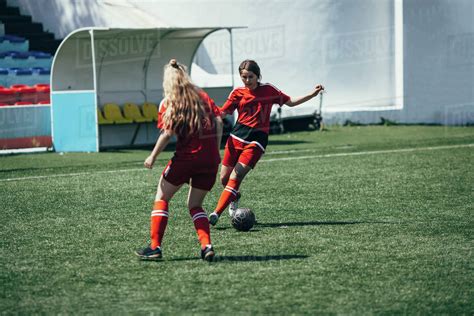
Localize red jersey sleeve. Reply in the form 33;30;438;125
269;84;291;106
210;101;221;117
156;99;167;129
220;89;241;115
199;90;221;118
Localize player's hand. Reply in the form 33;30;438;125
313;84;324;96
144;155;156;169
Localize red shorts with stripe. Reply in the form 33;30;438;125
162;159;218;191
222;136;264;169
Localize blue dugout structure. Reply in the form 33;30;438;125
51;27;237;152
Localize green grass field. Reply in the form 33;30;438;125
1;126;473;314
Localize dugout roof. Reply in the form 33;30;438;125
50;27;240;152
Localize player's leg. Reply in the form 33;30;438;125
220;148;241;217
220;164;233;188
210;139;241;222
151;176;181;247
136;175;182;260
188;169;218;261
210;162;253;225
210;145;264;225
187;186;214;261
220;138;239;187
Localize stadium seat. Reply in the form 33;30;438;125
9;68;36;86
0;68;8;86
34;83;50;103
11;52;31;68
10;83;28;89
0;87;16;104
0;35;29;52
10;84;35;103
142;102;158;121
123;102;150;123
0;102;9;106
14;101;34;106
33;67;50;84
97;108;113;125
16;86;36;103
30;51;53;69
103;103;133;124
37;100;50;105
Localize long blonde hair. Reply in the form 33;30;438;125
162;59;208;137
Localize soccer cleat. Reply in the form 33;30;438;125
135;245;162;260
209;212;219;226
229;192;241;217
201;245;215;262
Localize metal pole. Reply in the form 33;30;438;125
228;28;235;88
90;29;100;152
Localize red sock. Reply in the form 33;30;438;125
214;178;241;216
190;207;211;248
150;200;168;249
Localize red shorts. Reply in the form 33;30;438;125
162;159;218;191
222;136;264;169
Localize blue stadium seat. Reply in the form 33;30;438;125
0;68;8;86
33;68;50;85
8;68;36;86
0;51;52;68
11;51;30;68
29;51;52;69
0;35;29;52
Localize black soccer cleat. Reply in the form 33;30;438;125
201;245;215;262
135;245;162;260
208;212;219;226
229;191;241;217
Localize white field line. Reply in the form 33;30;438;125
1;143;472;183
0;168;148;183
260;143;474;163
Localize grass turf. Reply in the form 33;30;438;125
1;126;473;314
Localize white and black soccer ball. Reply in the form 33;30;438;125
231;208;256;231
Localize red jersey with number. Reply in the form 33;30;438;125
220;83;290;151
157;90;221;165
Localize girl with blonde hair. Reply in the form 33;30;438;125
136;59;223;261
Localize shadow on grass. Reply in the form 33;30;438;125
215;254;308;262
213;220;382;231
214;227;260;232
165;254;308;263
212;220;396;232
256;220;396;228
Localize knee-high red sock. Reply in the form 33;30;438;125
189;207;211;248
150;200;168;249
214;178;241;216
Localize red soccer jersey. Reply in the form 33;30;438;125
157;90;221;165
220;83;290;150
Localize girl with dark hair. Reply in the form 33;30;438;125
136;59;223;261
209;59;324;225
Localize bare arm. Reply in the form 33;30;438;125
285;84;325;107
144;130;173;169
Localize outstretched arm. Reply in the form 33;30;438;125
285;85;325;107
144;130;173;169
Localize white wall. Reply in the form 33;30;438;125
9;0;473;125
402;0;474;125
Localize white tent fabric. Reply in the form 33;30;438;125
52;27;234;99
50;27;237;152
